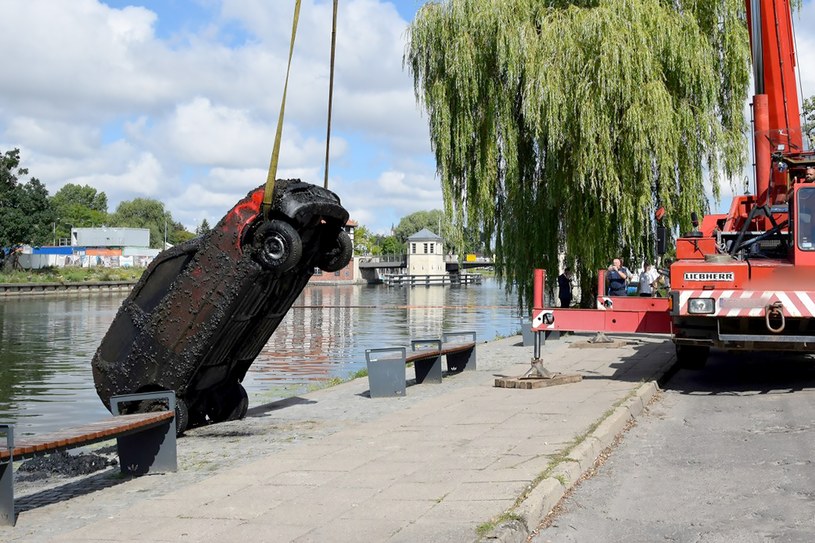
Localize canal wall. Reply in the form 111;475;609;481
0;278;367;298
0;281;138;297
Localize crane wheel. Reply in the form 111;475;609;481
676;344;709;370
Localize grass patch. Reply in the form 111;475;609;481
351;367;368;379
476;512;524;537
307;377;343;392
475;521;496;537
0;267;144;284
475;385;646;539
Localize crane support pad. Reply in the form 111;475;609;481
495;374;582;389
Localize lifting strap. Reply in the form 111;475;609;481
323;0;339;189
262;0;302;215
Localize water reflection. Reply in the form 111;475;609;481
0;279;518;435
0;294;123;434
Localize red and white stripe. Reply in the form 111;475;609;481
677;290;815;317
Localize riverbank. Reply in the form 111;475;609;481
0;280;137;297
0;267;141;284
0;268;141;296
0;278;366;297
2;332;676;542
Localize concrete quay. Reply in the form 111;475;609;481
3;332;676;543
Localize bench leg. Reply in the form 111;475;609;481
0;460;13;526
442;332;477;372
111;391;177;476
117;421;177;475
414;355;443;384
0;424;14;526
365;348;407;398
446;347;476;372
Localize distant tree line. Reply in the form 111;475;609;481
354;209;486;257
1;148;196;252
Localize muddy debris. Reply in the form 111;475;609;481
17;451;117;481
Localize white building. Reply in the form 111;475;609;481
406;229;445;275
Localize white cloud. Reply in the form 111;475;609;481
0;0;436;235
337;169;442;235
69;152;166;199
3;118;100;157
794;4;815;109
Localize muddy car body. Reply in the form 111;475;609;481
92;180;352;433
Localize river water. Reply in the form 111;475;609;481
0;279;520;436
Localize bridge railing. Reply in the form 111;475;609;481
359;254;406;264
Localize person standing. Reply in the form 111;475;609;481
607;258;629;296
558;267;573;308
638;264;658;297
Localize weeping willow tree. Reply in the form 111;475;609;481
406;0;752;308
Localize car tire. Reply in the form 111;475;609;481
175;398;189;436
253;220;302;272
676;344;709;370
318;230;353;272
208;383;249;423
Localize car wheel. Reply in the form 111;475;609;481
676;344;709;370
253;220;302;272
175;398;189;436
208;383;249;423
318;230;353;272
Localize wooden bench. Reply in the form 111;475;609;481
0;390;177;526
365;331;477;398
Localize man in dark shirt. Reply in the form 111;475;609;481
607;258;629;296
558;267;573;308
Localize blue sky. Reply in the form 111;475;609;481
1;1;814;235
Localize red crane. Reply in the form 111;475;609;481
532;0;815;368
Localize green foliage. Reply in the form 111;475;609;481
0;266;142;284
51;183;107;213
173;221;196;244
109;198;170;249
804;95;815;147
377;234;404;255
353;224;374;255
195;218;211;235
407;0;751;309
393;208;485;254
50;183;109;242
0;148;56;248
108;199;193;248
393;209;447;244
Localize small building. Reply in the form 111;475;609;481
71;227;150;248
406;229;445;275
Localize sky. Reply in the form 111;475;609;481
1;0;814;236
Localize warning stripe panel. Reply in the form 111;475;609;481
677;290;815;317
